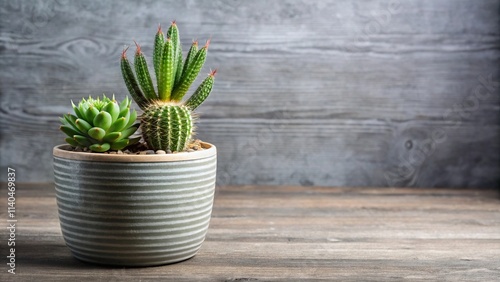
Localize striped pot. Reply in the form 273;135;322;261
52;143;217;266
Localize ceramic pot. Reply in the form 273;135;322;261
52;143;217;266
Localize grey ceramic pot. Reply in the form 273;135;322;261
53;143;216;266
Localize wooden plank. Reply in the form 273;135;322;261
0;0;499;187
0;184;499;281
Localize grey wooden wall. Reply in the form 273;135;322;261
1;0;499;188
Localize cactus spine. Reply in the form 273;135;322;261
141;103;193;152
121;22;215;152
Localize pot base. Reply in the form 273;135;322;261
70;250;199;267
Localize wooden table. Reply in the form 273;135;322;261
1;184;499;281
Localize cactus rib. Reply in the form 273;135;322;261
181;41;199;81
121;47;148;110
153;24;165;79
185;69;216;110
141;104;193;151
167;22;183;85
134;41;157;100
158;38;175;100
171;40;209;101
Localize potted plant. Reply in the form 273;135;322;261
53;22;217;266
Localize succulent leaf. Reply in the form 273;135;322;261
102;101;120;122
85;106;100;125
125;109;137;128
60;94;140;152
78;103;92;123
89;143;111;152
110;139;129;150
61;116;75;130
64;113;78;125
103;132;122;143
65;137;80;147
93;111;112;131
119;96;130;113
75;119;92;133
72;101;85;120
73;135;92;147
59;117;68;126
108;116;128;133
60;125;81;137
88;127;106;141
119;105;131;119
120;126;137;139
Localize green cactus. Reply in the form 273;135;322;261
121;22;215;152
59;95;140;152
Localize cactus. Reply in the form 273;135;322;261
121;22;215;152
59;95;140;152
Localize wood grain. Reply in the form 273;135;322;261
0;0;499;187
0;183;499;281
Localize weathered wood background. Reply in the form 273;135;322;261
1;0;499;187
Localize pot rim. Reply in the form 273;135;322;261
53;142;216;163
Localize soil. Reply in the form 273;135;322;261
68;139;205;155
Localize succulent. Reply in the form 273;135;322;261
59;95;140;152
121;22;215;152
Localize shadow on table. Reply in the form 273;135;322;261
19;242;111;270
18;241;193;272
